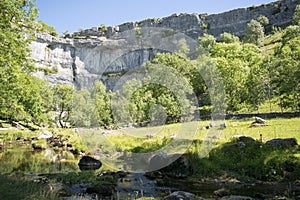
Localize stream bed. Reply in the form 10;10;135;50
1;143;300;199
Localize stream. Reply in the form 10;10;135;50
1;143;300;199
0;143;80;174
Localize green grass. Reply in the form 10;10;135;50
94;117;300;182
0;129;38;142
189;139;300;182
1;117;299;195
261;31;283;56
0;174;57;200
217;117;300;143
110;117;300;145
74;118;300;156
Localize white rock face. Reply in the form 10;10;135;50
30;29;195;90
30;0;297;90
30;40;75;86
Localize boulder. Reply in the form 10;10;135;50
250;117;268;127
12;121;25;130
250;123;269;128
163;191;205;200
32;140;47;150
218;123;227;130
78;156;102;170
231;136;257;148
254;117;267;124
206;122;226;130
266;138;298;148
209;122;216;128
149;153;190;178
86;184;114;196
214;188;231;197
0;139;3;150
236;136;256;143
37;130;53;139
220;195;253;200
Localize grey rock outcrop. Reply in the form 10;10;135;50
266;138;298;148
70;0;299;40
220;196;253;200
163;191;205;200
37;130;53;139
30;0;299;90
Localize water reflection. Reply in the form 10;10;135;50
0;144;80;174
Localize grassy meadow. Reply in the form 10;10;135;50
0;117;299;199
93;117;300;152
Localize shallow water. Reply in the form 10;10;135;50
0;143;80;174
115;172;177;199
1;143;299;199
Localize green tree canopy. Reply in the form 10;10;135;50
293;4;300;25
219;32;240;44
92;81;113;127
243;19;265;46
271;25;300;111
53;84;74;127
210;42;264;111
198;34;217;52
257;15;269;27
0;0;45;122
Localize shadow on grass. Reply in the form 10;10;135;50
190;138;300;182
149;138;300;198
0;174;56;200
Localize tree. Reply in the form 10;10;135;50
37;21;58;37
116;59;195;125
176;38;190;58
152;53;206;103
198;34;216;52
270;25;300;111
99;24;107;32
210;42;264;111
257;15;269;27
293;4;300;25
53;84;74;127
243;20;265;46
71;89;98;127
0;0;40;121
92;81;113;127
219;32;240;43
22;76;54;124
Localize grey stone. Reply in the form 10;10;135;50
12;121;25;130
37;130;53;139
220;196;253;200
254;117;267;124
0;139;3;150
266;138;298;148
30;0;298;91
163;191;205;200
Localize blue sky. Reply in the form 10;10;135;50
36;0;276;35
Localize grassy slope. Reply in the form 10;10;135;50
110;117;300;147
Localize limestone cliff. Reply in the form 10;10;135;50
30;0;299;90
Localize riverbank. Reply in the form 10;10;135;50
0;117;299;199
